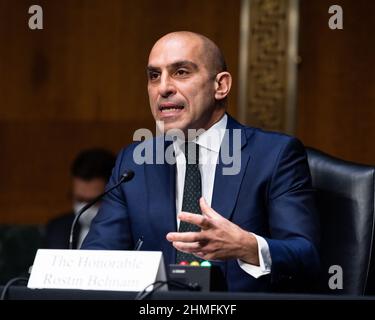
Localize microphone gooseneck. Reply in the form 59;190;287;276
68;170;135;249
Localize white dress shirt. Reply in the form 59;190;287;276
172;114;271;278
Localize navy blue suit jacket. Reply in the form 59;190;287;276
82;115;320;292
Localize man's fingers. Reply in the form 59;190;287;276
166;231;205;243
178;211;211;229
172;241;202;252
199;197;220;218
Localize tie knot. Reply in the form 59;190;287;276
183;142;199;165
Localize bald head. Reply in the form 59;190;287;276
150;31;227;77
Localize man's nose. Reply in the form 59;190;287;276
158;74;176;98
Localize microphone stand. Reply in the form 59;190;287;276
68;170;134;249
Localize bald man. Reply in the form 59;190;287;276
82;31;320;292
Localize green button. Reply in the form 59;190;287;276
200;261;211;267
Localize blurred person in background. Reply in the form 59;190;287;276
45;148;116;249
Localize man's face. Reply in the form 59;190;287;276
147;35;223;134
72;177;106;204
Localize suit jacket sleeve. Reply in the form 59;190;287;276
264;137;320;282
81;147;134;250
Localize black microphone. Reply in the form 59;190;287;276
68;170;135;249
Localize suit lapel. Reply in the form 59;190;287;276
211;115;252;220
145;139;177;235
144;116;253;240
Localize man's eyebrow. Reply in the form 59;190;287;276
169;60;198;70
146;66;160;73
146;61;198;73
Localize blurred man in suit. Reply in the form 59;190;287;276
82;31;320;292
45;148;115;249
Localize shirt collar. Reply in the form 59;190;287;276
195;113;227;153
172;114;228;154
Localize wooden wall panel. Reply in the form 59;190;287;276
0;0;240;223
297;0;375;164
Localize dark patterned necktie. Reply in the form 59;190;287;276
176;142;204;264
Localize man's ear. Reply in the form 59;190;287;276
214;72;232;100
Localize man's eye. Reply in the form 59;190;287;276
149;72;160;80
175;69;189;77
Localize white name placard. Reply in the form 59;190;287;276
27;249;167;292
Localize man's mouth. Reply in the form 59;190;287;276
158;103;185;113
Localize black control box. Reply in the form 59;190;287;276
167;265;227;292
